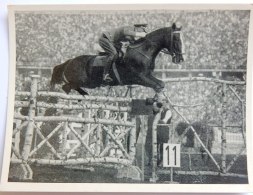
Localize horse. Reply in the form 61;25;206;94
50;23;185;97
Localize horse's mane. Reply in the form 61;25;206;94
135;27;172;46
146;27;171;39
130;27;171;45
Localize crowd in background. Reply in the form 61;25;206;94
14;10;248;129
16;10;249;69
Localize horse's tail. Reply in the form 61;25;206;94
50;67;58;91
50;61;69;91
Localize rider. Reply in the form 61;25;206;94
99;24;148;83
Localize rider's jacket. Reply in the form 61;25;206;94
103;26;136;43
102;26;144;50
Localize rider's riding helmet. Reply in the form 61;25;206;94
134;23;148;32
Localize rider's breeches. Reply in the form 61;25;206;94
99;36;118;74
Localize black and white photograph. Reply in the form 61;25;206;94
0;4;253;192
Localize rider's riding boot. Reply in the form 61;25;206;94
103;60;113;83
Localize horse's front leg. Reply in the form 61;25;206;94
146;74;167;103
138;73;165;93
149;74;165;92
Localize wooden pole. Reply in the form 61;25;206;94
37;91;133;102
67;124;98;159
68;124;95;157
151;109;162;182
228;85;246;146
21;75;40;160
11;145;33;180
83;110;90;145
162;77;245;85
226;147;246;172
104;110;110;149
13;120;21;159
163;93;221;171
95;124;102;156
128;118;136;161
61;122;68;158
12;121;29;136
29;123;62;159
141;116;148;181
28;101;132;112
155;169;247;178
12;157;133;166
221;83;227;173
241;101;246;147
15;115;135;127
102;126;131;159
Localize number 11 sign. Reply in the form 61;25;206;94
163;144;181;167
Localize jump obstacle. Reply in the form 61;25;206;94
10;74;247;182
149;76;247;182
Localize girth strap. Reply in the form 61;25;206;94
62;59;73;84
62;71;70;84
112;63;122;85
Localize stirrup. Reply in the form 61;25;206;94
103;74;113;83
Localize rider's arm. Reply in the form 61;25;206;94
123;26;146;38
135;32;146;37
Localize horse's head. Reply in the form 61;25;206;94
165;23;185;64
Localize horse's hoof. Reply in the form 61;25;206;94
154;92;166;103
62;85;71;94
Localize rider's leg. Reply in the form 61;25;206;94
98;36;118;82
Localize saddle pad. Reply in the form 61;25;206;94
92;55;107;67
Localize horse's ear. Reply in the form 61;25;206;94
172;22;182;31
172;22;177;30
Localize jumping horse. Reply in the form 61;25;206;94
50;23;185;98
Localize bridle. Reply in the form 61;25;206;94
169;30;185;56
129;27;185;60
158;29;184;57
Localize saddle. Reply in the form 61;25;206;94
92;51;124;68
92;54;108;67
91;53;123;85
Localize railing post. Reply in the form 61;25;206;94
21;75;40;160
128;117;136;161
241;100;246;147
61;122;68;158
150;106;162;182
13;119;21;159
95;123;102;156
221;83;227;173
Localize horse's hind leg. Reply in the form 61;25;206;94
62;84;71;94
76;87;89;96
